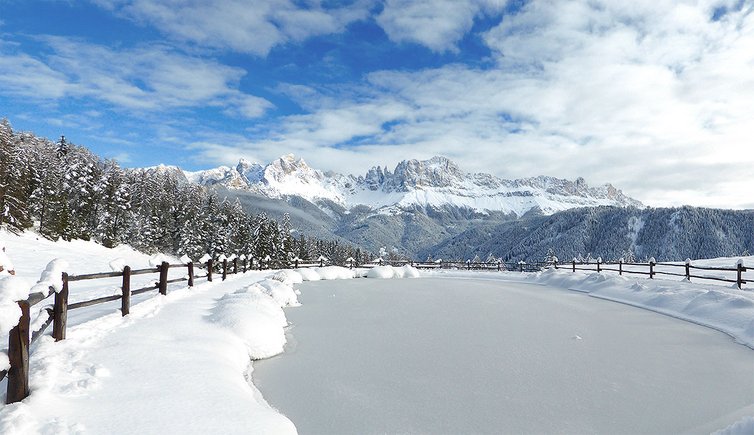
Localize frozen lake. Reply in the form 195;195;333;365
253;277;754;434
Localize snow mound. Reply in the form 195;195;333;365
295;268;321;281
254;279;300;307
366;266;396;279
364;265;421;279
268;270;303;285
179;254;192;264
108;258;126;272
315;266;356;280
400;265;421;278
30;259;70;295
0;275;31;335
208;286;288;360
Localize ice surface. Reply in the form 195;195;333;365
254;278;754;434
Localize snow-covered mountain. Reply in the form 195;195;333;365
184;154;642;217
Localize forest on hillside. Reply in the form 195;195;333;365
0;119;369;265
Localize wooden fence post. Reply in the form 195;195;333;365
6;300;30;404
685;259;691;282
207;259;213;282
53;272;69;341
619;259;623;276
222;259;228;281
233;258;238;274
159;261;169;295
572;259;576;273
597;258;601;273
122;266;131;316
649;259;655;279
519;261;524;273
187;262;194;287
737;262;745;289
242;257;247;273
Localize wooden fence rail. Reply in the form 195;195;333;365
559;259;749;289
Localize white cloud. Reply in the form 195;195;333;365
188;0;754;209
0;36;272;117
376;0;506;52
92;0;372;56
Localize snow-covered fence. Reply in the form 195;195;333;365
0;256;254;404
395;260;549;272
563;258;749;289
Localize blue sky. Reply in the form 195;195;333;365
1;0;753;209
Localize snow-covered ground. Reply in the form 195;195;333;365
254;278;754;434
1;229;753;434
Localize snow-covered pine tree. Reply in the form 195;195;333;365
0;120;32;232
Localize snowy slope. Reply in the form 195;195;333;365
184;155;642;217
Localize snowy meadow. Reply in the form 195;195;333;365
0;230;753;434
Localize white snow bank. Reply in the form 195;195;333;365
108;258;126;272
208;286;288;360
366;266;396;279
0;275;31;334
531;268;754;348
295;268;321;281
365;265;421;279
30;259;70;295
714;417;754;435
0;249;15;274
401;265;421;278
254;279;301;307
315;266;356;280
268;269;303;285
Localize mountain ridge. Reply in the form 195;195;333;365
183;154;643;217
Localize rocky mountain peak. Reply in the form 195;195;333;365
264;154;321;182
390;156;463;190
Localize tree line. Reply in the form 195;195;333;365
0;119;370;265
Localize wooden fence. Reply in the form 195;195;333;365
558;258;749;289
0;257;238;404
4;254;745;404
